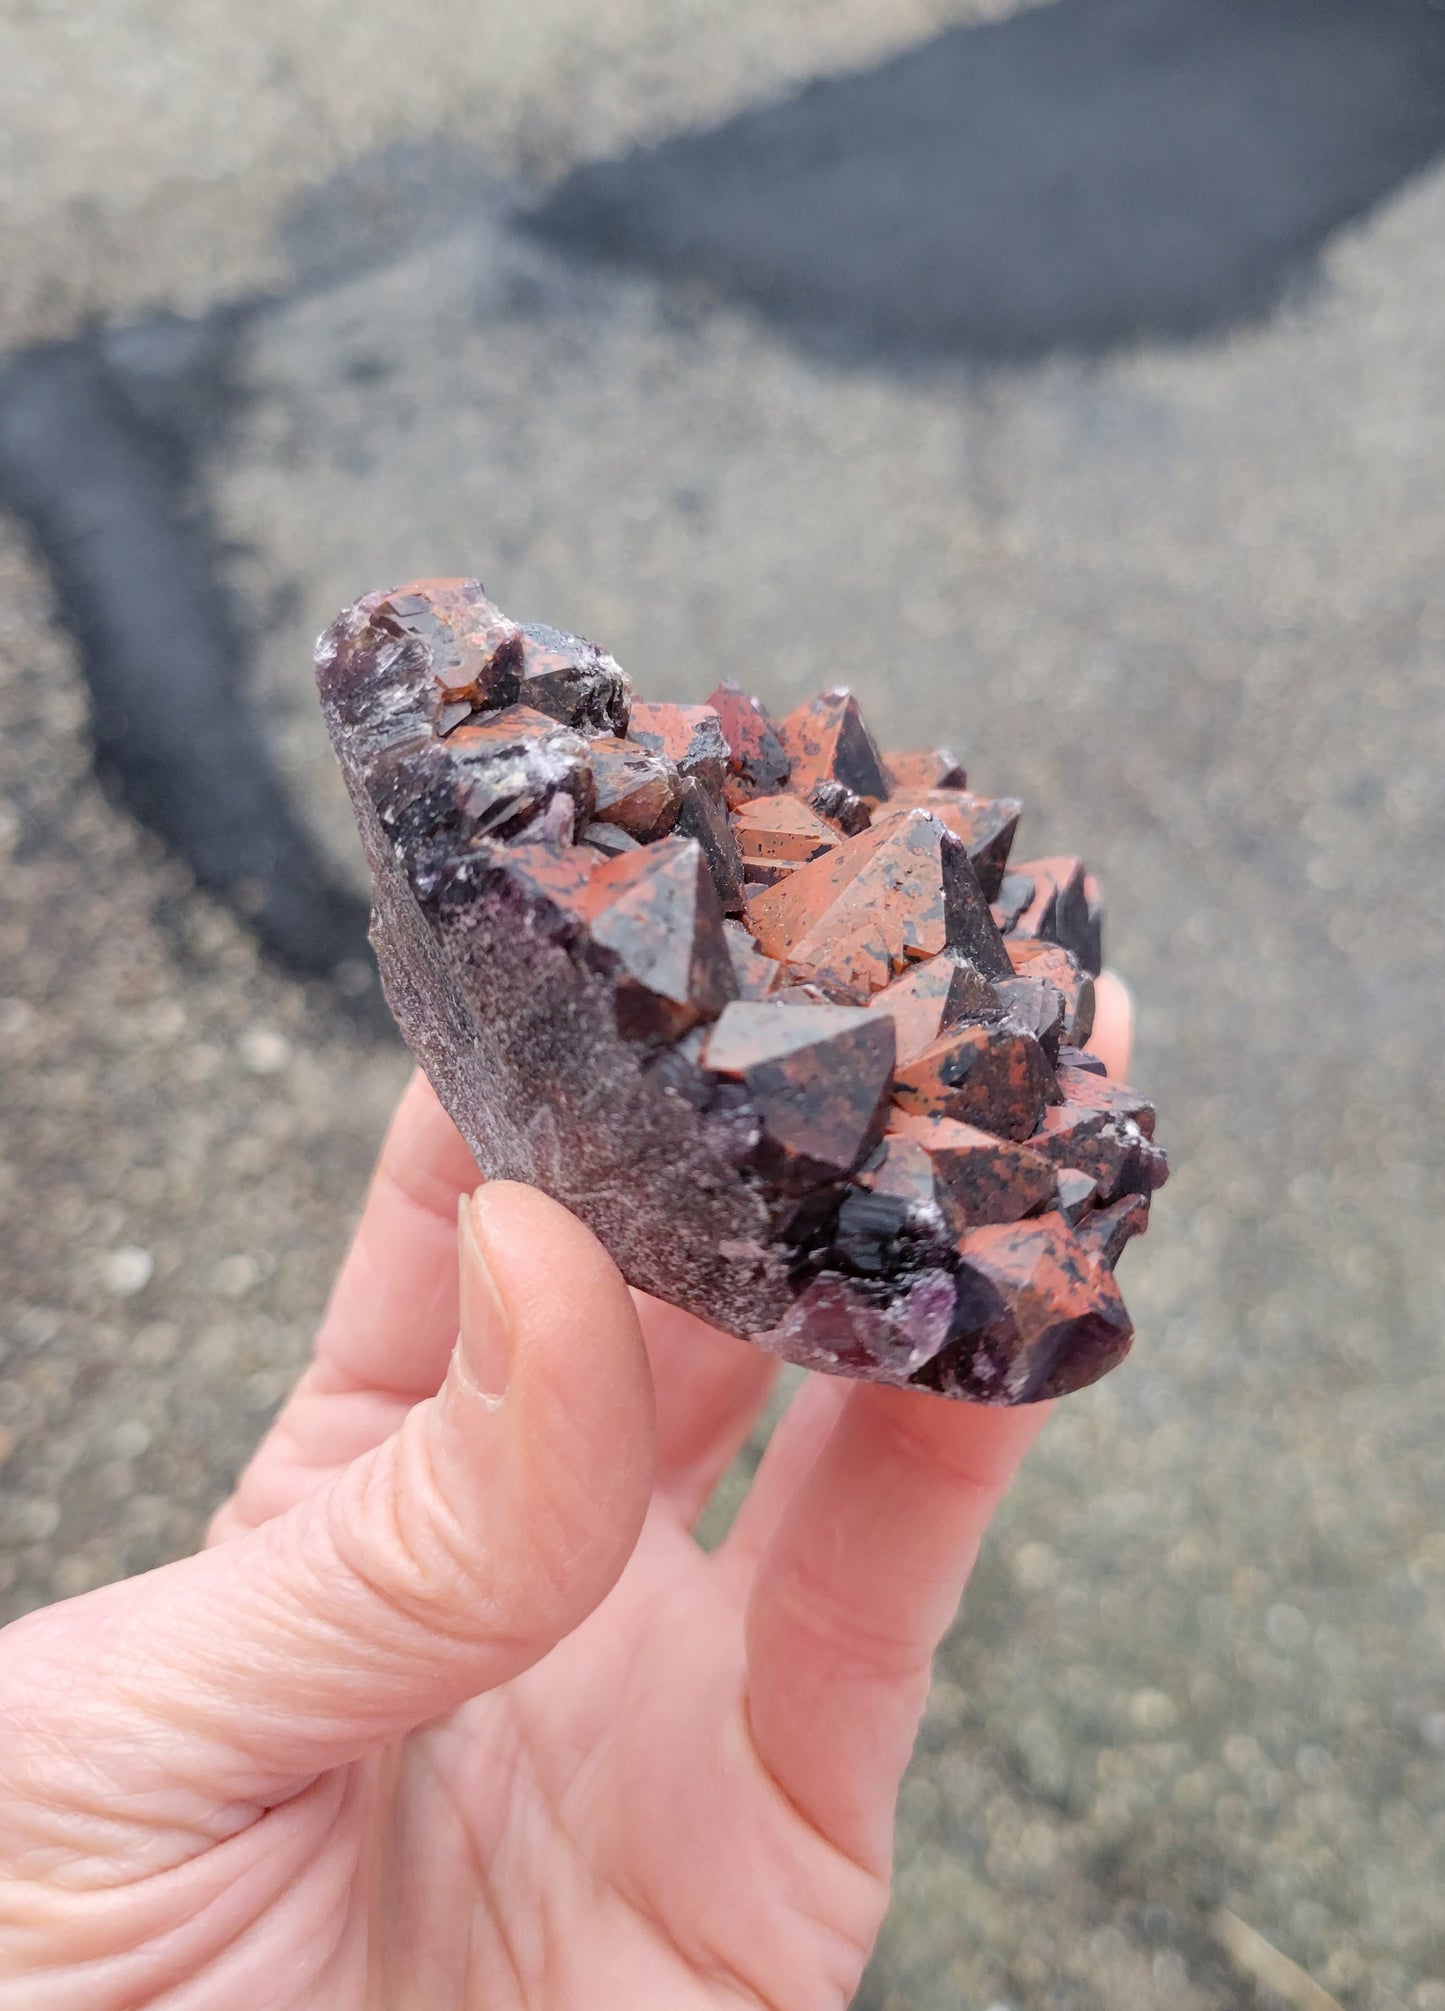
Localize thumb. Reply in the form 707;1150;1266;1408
0;1183;655;1809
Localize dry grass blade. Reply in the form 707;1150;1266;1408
1213;1910;1344;2011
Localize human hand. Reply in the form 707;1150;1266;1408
0;978;1132;2010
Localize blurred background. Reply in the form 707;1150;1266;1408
2;1;1444;2004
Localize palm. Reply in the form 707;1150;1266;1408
374;1504;878;2008
200;1070;1071;2008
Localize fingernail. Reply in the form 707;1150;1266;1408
456;1190;512;1404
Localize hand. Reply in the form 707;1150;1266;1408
0;979;1133;2010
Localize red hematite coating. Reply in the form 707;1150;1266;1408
317;577;1168;1405
732;793;846;867
884;747;967;792
775;688;890;803
865;955;1001;1064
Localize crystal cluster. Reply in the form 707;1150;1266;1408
317;580;1167;1403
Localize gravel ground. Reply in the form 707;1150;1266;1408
2;3;1445;2007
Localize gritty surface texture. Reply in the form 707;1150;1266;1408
2;2;1445;2004
0;523;407;1609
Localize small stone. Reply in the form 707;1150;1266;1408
884;747;967;791
626;699;729;791
892;1020;1056;1141
706;680;792;806
876;789;1021;898
213;1253;264;1298
132;1321;180;1366
2;1496;61;1542
102;1247;154;1297
238;1026;293;1075
586;736;685;840
109;1418;152;1460
776;688;889;801
867;954;1001;1063
1129;1687;1179;1733
703;1000;895;1185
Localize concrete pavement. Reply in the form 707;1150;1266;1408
1;4;1443;2004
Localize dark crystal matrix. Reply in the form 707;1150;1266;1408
317;579;1167;1404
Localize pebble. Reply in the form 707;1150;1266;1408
101;1246;154;1296
238;1026;293;1074
213;1253;264;1298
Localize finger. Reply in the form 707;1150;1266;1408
636;1295;779;1524
0;1184;655;1819
1087;969;1134;1081
743;1383;1047;1874
313;1067;480;1396
716;1373;849;1578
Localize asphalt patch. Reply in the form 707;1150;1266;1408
529;0;1445;360
0;315;375;986
6;0;1445;984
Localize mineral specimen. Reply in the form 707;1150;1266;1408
317;578;1168;1403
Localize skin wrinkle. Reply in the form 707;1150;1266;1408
730;1694;887;2000
420;1741;532;2010
432;1724;790;2011
569;1585;883;2009
0;1671;266;1882
328;1418;519;1654
865;1387;1043;1496
753;1545;944;1693
415;1595;794;2011
0;1777;359;2004
312;1521;531;1697
132;1785;365;2011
